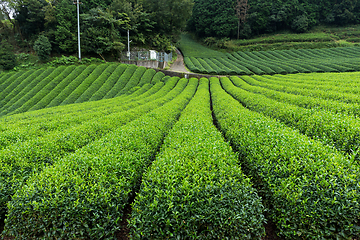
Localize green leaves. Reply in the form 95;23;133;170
131;78;265;239
210;77;360;239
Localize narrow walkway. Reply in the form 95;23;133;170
169;49;189;73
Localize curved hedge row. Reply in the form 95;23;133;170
131;78;265;239
0;68;55;115
88;64;128;101
151;71;165;84
223;76;360;155
0;77;183;220
4;78;198;239
211;77;360;239
104;64;137;99
115;66;146;97
236;76;360;116
47;65;97;107
247;75;360;105
0;82;167;152
61;64;110;105
75;64;118;103
181;46;360;75
12;66;76;115
0;67;63;116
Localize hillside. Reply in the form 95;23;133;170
179;33;360;75
0;63;166;117
0;64;360;239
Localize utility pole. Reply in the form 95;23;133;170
76;0;81;61
127;29;131;60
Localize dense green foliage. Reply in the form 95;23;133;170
188;0;360;39
131;78;265;239
179;35;360;75
211;77;360;239
2;0;193;57
33;35;52;62
1;64;360;239
0;63;165;116
4;78;198;239
0;40;16;70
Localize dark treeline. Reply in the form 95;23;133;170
0;0;193;58
188;0;360;39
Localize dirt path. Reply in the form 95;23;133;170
169;49;189;73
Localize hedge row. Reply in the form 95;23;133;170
151;71;165;84
0;77;184;219
259;73;360;95
0;80;165;128
0;79;175;158
30;65;88;111
3;78;198;239
247;75;360;105
12;66;76;115
211;77;360;239
138;68;156;86
0;67;63;116
0;72;15;86
75;64;118;103
131;78;265;239
104;64;137;99
61;64;110;105
182;46;360;75
223;76;360;155
237;75;360;116
47;65;97;107
0;68;55;115
0;69;43;110
88;64;128;101
115;66;146;97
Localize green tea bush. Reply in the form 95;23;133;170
237;75;360;116
151;71;165;84
3;78;198;239
31;66;87;110
89;64;128;101
13;66;76;114
248;75;360;105
0;77;184;219
0;67;62;116
211;77;360;239
104;64;137;98
224;76;360;155
115;66;146;97
131;78;265;239
61;64;110;105
138;68;156;86
0;70;36;108
75;64;118;103
47;65;96;107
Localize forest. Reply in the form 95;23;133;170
1;0;360;70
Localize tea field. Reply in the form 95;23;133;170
0;64;359;239
179;34;360;75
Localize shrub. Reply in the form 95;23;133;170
0;40;16;70
33;35;52;62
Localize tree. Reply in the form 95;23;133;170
189;0;237;38
81;7;129;60
34;35;52;62
0;40;16;70
234;0;249;39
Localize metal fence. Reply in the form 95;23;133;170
121;51;172;62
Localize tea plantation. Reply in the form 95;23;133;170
0;63;359;239
179;34;360;75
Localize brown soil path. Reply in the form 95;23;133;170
169;49;190;73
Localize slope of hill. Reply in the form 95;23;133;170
0;63;165;117
1;63;360;239
179;34;360;75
